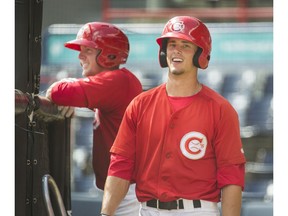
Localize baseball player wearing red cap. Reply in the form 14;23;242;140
100;16;246;216
46;22;143;215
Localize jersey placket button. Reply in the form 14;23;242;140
169;116;177;129
166;152;172;159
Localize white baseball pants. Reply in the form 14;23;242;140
114;183;141;216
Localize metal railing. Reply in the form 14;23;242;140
42;174;68;216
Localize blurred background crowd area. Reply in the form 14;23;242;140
40;1;273;215
42;0;273;28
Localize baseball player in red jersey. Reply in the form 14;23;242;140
100;16;246;216
45;22;143;215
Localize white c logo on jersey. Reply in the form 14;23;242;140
180;131;207;160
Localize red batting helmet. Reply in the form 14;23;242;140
156;16;212;69
65;22;129;68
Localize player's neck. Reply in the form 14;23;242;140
166;78;201;97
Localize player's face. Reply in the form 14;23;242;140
166;38;198;75
78;45;104;77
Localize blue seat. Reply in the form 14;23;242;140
198;69;223;93
241;200;273;216
263;74;273;95
243;179;272;200
224;92;252;127
72;192;102;216
72;109;94;147
221;70;257;96
73;175;96;193
245;95;273;133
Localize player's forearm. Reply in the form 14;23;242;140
46;79;87;107
101;176;130;216
221;185;242;216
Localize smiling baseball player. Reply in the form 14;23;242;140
100;16;246;216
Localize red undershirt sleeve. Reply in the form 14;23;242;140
217;163;246;191
108;153;134;181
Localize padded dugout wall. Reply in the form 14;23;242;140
15;0;71;215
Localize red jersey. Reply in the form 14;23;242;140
110;83;246;202
50;68;142;189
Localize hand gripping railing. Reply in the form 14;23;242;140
42;174;67;216
15;89;64;122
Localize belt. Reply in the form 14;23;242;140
146;199;201;210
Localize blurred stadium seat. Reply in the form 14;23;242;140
225;92;252;127
263;74;273;96
198;69;224;93
245;94;273;134
241;200;273;216
221;70;257;97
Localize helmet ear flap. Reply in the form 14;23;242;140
193;47;210;69
159;50;168;68
193;47;202;68
159;39;168;68
95;49;106;68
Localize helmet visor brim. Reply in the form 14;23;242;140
64;39;98;51
156;32;197;47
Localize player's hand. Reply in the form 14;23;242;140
45;78;77;118
58;105;75;118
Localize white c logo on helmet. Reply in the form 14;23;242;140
171;21;185;32
180;131;207;160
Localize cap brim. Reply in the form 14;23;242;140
64;39;96;51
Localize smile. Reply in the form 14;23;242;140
172;57;183;62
